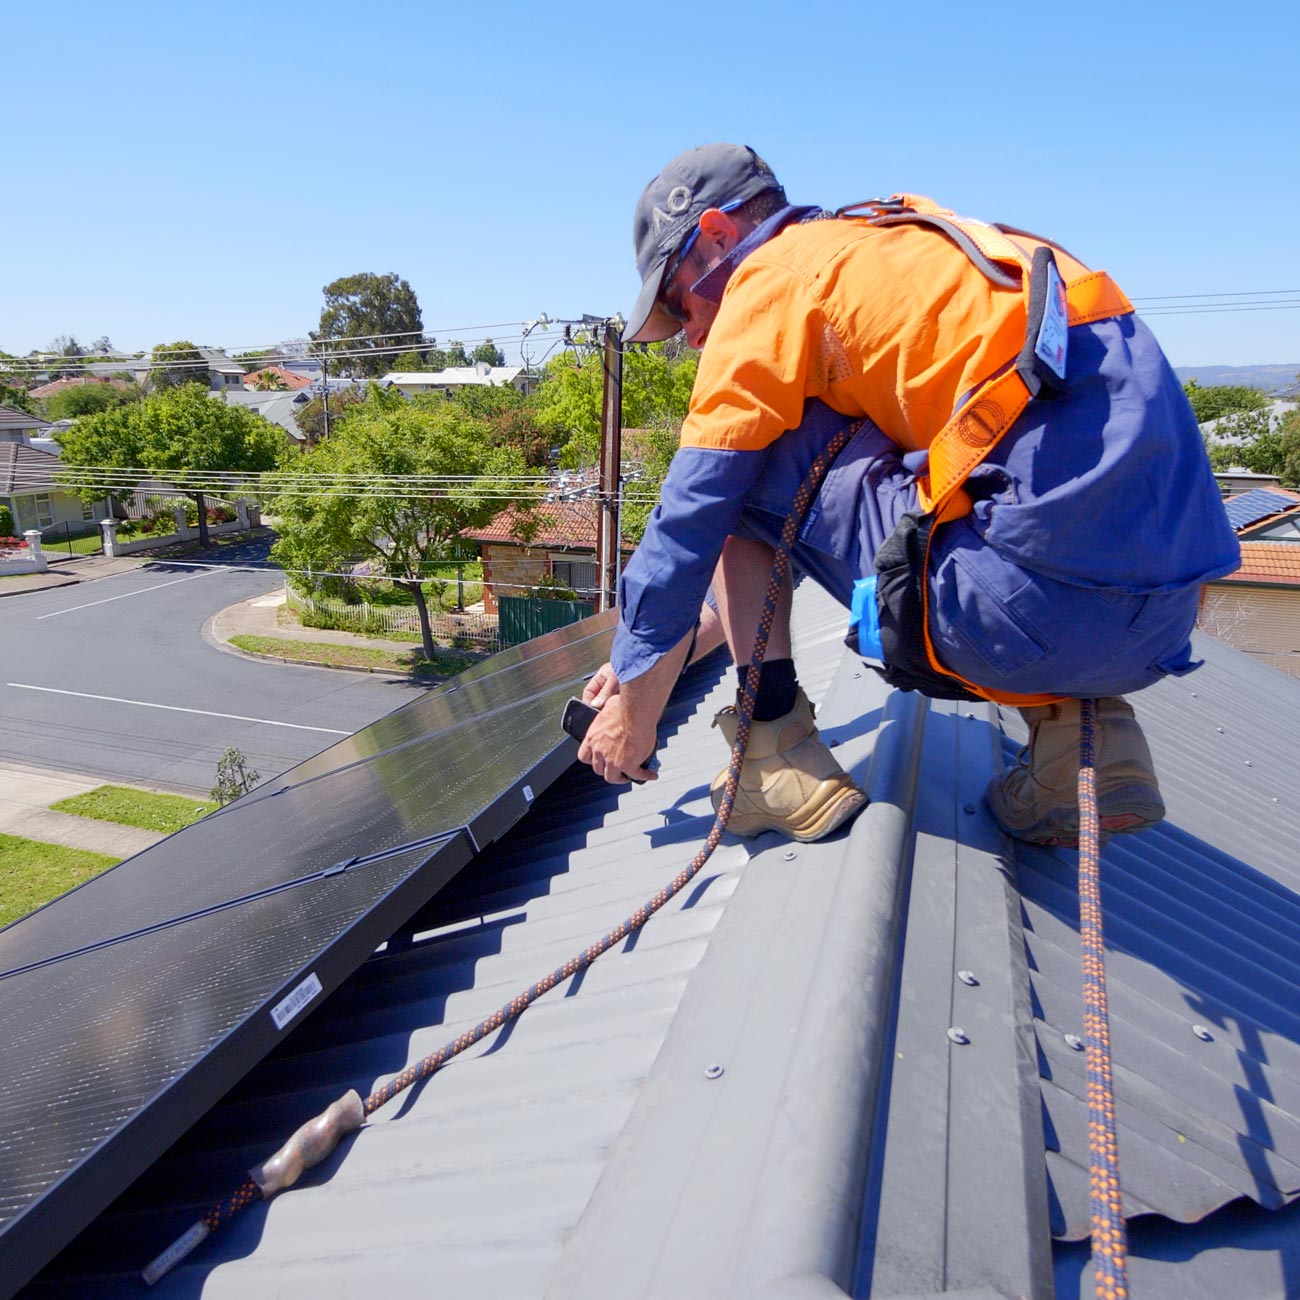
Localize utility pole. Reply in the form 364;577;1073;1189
320;355;330;440
595;318;623;612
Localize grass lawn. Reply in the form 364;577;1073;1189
43;531;103;557
0;833;119;927
51;785;217;833
230;634;472;679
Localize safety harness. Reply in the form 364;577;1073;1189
840;195;1135;709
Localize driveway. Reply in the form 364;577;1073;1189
0;545;430;795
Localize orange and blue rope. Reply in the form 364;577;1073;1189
1077;697;1129;1300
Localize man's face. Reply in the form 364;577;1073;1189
659;239;723;349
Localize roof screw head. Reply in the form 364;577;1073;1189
1192;1024;1214;1042
947;1026;970;1046
965;711;977;719
784;850;797;861
958;969;979;986
1216;726;1225;734
1244;760;1253;767
963;803;976;814
853;671;862;678
1064;1033;1085;1052
704;1063;725;1079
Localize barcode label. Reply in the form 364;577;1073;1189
523;784;534;802
270;972;323;1030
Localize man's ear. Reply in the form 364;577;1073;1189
697;207;741;253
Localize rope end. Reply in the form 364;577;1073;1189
142;1220;210;1286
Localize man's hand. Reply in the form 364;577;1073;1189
578;693;658;784
582;662;620;707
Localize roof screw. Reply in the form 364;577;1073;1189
963;803;976;814
1064;1033;1085;1052
1192;1024;1214;1042
1244;760;1253;767
947;1027;970;1045
957;969;979;986
704;1063;725;1079
784;850;797;861
1191;691;1198;698
1216;726;1225;734
853;671;862;678
965;711;977;719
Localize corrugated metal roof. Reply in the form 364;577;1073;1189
1004;635;1300;1244
20;589;1300;1300
0;406;50;432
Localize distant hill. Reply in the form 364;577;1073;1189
1174;364;1299;395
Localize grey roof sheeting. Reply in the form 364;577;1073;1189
19;586;1300;1299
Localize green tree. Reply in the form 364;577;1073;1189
450;384;550;468
619;423;680;544
0;379;36;414
271;388;535;659
311;272;423;377
1183;380;1268;424
43;382;129;420
442;340;470;368
471;339;506;367
535;341;698;468
150;340;207;391
58;385;284;546
251;369;289;391
391;350;425;372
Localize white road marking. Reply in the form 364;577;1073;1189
6;684;351;735
36;569;218;619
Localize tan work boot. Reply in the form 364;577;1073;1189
986;696;1165;847
710;687;867;842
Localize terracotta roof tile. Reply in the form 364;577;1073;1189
464;501;632;551
1217;541;1300;587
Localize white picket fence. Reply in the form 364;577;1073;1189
286;584;500;651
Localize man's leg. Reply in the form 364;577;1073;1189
708;535;866;842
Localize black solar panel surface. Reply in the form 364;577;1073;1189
0;611;614;1296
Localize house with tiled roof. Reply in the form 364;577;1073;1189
26;377;131;401
1201;490;1300;678
380;362;536;398
462;500;632;613
241;366;312;392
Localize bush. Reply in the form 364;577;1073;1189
0;505;14;536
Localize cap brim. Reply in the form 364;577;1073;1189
625;258;683;344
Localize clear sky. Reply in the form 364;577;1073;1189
4;0;1297;371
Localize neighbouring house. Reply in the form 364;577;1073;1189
197;348;249;391
0;403;52;444
26;376;131;401
242;366;312;392
1201;488;1300;677
0;438;106;535
462;500;631;613
219;389;312;443
380;361;536;398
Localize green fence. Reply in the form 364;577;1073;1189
497;596;595;648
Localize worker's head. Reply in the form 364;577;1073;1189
625;143;787;347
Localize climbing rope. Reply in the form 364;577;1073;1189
1077;697;1129;1299
142;422;860;1286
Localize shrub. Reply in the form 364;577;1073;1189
0;505;14;536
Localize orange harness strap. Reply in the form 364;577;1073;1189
855;198;1135;707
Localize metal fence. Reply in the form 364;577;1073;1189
285;584;501;653
40;521;103;559
497;595;595;647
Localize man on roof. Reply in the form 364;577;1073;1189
576;143;1240;846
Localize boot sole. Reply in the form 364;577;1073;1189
724;782;868;844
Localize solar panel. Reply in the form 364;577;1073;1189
1224;488;1297;531
0;610;615;1297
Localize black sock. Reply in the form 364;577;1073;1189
737;658;798;722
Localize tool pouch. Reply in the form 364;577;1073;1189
845;513;983;702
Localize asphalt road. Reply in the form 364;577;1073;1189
0;543;430;795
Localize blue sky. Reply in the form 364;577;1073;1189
5;0;1297;371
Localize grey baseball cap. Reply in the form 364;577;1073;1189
625;143;784;343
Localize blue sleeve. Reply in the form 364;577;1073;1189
611;444;770;682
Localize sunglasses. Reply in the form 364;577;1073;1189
657;198;746;324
